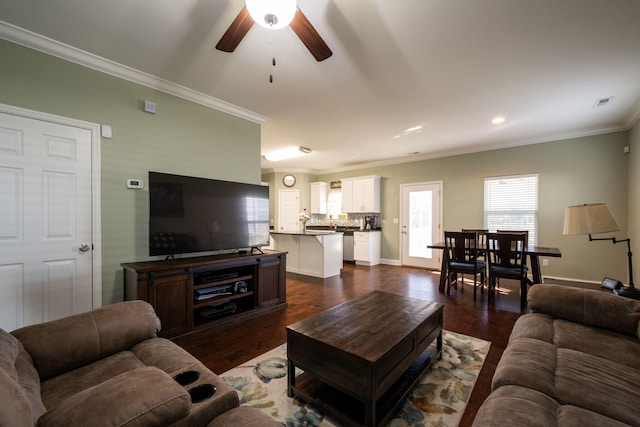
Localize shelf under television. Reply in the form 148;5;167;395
193;291;254;309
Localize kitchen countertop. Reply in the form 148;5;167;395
270;230;344;236
306;227;382;233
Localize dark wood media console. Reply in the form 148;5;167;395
122;250;287;340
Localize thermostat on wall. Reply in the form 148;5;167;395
127;179;144;189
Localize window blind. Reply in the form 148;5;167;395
484;174;538;245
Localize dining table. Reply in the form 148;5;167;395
427;242;561;293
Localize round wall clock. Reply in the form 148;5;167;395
283;174;296;187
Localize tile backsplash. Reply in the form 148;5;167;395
308;213;381;229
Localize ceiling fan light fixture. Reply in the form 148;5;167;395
246;0;297;30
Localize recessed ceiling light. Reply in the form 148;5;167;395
492;116;506;125
264;146;312;161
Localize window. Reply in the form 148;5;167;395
327;190;342;219
484;174;538;245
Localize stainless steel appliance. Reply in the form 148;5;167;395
343;230;354;262
364;216;374;230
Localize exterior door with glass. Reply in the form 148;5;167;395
400;182;442;269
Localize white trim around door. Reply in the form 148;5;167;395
0;102;102;310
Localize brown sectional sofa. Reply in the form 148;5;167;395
473;284;640;427
0;300;281;426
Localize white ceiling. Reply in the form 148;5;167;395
1;0;640;174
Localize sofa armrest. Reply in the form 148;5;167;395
527;284;640;336
37;366;190;427
13;300;161;380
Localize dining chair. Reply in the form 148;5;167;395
497;229;529;246
486;232;529;307
497;229;531;286
462;228;488;260
444;231;486;300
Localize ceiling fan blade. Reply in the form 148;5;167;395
215;7;254;53
289;8;333;62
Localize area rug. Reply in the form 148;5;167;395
221;331;490;427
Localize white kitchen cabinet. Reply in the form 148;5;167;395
340;179;354;212
354;231;381;266
341;176;380;213
310;182;328;214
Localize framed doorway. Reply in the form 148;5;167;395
400;181;442;269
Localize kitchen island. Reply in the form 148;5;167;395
270;231;343;278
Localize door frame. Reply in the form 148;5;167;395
0;103;103;308
399;180;443;269
277;188;300;233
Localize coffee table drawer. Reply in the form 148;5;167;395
288;332;368;394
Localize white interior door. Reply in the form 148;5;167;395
278;189;299;232
0;108;98;331
400;182;442;269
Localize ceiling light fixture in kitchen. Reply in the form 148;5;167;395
264;146;312;161
394;125;423;139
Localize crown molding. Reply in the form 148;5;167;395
624;102;640;129
315;125;629;175
0;20;267;124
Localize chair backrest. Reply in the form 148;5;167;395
497;229;529;247
445;231;479;264
486;232;527;270
462;229;488;248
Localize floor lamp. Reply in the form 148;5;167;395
563;203;640;300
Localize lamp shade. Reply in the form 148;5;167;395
563;203;620;235
246;0;296;30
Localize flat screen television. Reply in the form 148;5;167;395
149;172;270;256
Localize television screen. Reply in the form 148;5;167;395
149;172;270;256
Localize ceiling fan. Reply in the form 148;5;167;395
216;0;332;62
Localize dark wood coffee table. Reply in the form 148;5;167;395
286;291;444;427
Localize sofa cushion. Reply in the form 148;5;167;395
37;366;190;427
0;328;45;424
491;337;557;397
13;300;160;381
508;313;554;343
527;285;640;336
472;385;558;426
0;369;37;427
555;348;640;426
556;405;631;427
472;385;631;427
553;319;640;370
132;338;240;427
40;351;146;409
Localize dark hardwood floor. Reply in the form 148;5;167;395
178;263;526;427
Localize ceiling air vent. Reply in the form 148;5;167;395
593;97;614;108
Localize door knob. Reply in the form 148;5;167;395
79;244;91;252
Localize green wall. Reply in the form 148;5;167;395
312;132;631;283
0;40;261;304
2;38;637;299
